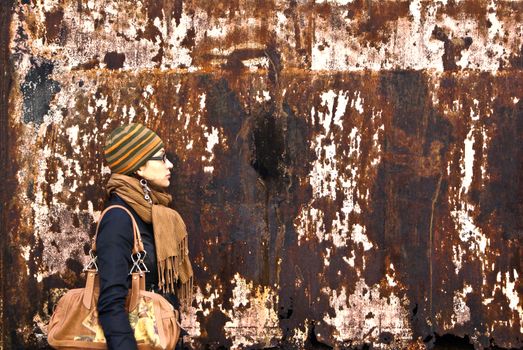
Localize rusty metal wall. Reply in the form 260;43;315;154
1;1;523;349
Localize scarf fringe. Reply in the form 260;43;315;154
158;236;193;305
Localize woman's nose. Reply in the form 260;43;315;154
166;158;174;169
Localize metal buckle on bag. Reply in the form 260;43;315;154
83;249;98;272
129;251;150;275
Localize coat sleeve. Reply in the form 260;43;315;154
96;207;138;350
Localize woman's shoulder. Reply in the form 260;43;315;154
97;195;135;241
100;205;133;223
103;193;136;216
106;192;128;208
101;198;132;221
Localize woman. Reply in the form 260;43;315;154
97;123;193;349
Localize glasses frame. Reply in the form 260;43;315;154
148;154;168;162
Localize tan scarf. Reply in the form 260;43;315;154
106;173;193;304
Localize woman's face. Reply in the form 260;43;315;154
136;148;173;188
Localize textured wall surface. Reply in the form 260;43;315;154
1;0;522;349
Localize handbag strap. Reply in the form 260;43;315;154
91;205;144;255
83;205;147;311
82;270;145;311
82;270;98;309
128;272;145;311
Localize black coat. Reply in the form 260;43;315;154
96;193;180;350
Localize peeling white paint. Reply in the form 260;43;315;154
22;142;93;276
502;270;523;333
451;102;493;280
202;126;219;174
352;224;372;251
224;274;282;349
316;0;353;5
334;91;350;128
451;205;488;255
16;0;522;72
409;0;422;25
95;94;109;112
66;125;80;147
199;93;206;111
330;212;349;247
311;9;444;71
452;244;463;275
322;279;412;347
50;168;65;199
319;90;337;134
310;1;520;71
203;166;214;173
485;1;505;64
255;90;272;103
370;121;383;168
183;112;191;130
461;127;475;195
386;263;397;287
343;254;355;268
309;139;338;200
244;57;269;72
452;284;472;326
351;91;364;115
31;146;52;240
206;23;228;38
296;89;375;267
101;164;112;175
165;11;194;68
35;273;44;283
309;90;350;200
485;270;523;334
291;321;309;348
324;247;331;266
20;245;31;262
181;286;204;339
504;270;519;310
230;274;251;308
295;206;325;244
480;127;489;180
143;85;154;98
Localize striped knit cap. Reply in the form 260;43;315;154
104;123;164;175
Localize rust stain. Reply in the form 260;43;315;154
352;0;411;45
103;51;125;70
439;0;489;21
432;25;473;71
44;8;64;44
1;0;18;348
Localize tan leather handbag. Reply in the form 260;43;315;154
47;205;181;349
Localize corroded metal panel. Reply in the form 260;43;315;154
2;1;522;349
1;1;17;349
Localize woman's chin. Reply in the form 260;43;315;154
149;179;170;190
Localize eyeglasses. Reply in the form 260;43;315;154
149;154;168;162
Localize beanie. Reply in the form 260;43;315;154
104;123;164;175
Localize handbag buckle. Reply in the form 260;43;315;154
83;249;99;271
129;251;150;274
